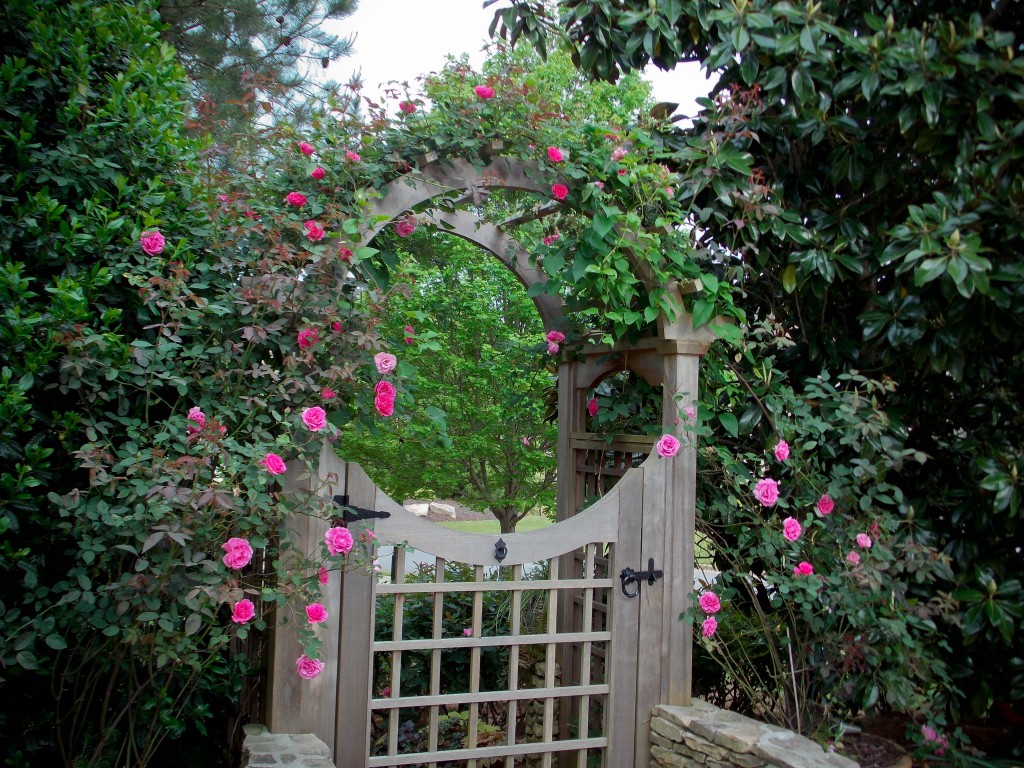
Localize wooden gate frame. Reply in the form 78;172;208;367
266;155;717;766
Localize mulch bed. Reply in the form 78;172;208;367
838;733;911;768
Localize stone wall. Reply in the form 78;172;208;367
650;700;858;768
241;724;337;768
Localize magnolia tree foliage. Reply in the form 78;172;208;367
492;0;1024;748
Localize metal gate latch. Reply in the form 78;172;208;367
494;538;508;563
619;558;663;598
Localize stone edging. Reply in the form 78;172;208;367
651;700;859;768
241;724;336;768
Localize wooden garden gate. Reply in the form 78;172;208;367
265;153;716;767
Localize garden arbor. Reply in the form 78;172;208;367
266;151;716;767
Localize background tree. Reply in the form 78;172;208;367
339;233;558;533
491;0;1024;743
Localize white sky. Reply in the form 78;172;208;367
322;0;714;119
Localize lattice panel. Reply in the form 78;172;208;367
369;543;612;767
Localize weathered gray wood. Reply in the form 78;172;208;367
365;737;608;767
604;467;644;768
335;462;378;768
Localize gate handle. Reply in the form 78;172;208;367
619;558;663;598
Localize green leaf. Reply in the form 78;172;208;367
15;651;38;670
718;412;739;437
45;634;68;650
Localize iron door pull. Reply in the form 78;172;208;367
619;558;663;598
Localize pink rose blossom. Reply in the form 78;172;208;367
338;246;353;262
474;85;495;99
545;330;565;344
593;181;605;189
546;146;564;162
684;405;697;421
285;191;307;207
374;352;398;375
611;146;628;162
322;387;336;400
702;617;718;638
656;434;681;458
297;327;319;349
869;521;880;538
187;406;206;427
542;233;560;246
551;183;569;201
310;166;325;180
547;342;560;355
754;478;780;507
375;393;395;417
774;440;790;461
331;321;342;333
816;494;835;515
921;725;949;755
299;141;315;155
319;566;329;585
588;398;599;418
140;230;166;255
404;325;415;344
304;220;325;242
222;538;253;570
302;406;328;432
325;526;353;556
218;193;229;202
618;169;628;176
793;561;814;576
782;516;802;542
856;533;873;549
232;598;255;624
522;437;531;447
399;101;416;114
375;380;397;399
345;150;361;162
462;628;472;637
395;219;416;237
296;654;325;680
306;603;328;624
698;592;721;614
846;551;861;565
260;453;287;475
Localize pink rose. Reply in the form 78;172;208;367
399;101;416;114
546;146;564;162
462;627;472;637
343;149;360;162
310;166;325;180
394;219;416;237
375;380;396;399
816;494;835;515
547;342;560;355
869;521;880;538
793;561;814;576
338;246;353;262
618;169;628;176
299;141;315;156
522;437;531;447
260;453;287;475
222;537;253;570
375;393;395;417
587;398;599;418
754;478;780;506
856;533;873;549
306;603;328;624
325;526;353;556
232;598;255;624
318;566;329;585
593;181;605;189
701;617;718;638
374;352;398;375
305;220;325;242
542;233;560;246
698;592;721;614
611;146;627;162
296;654;325;680
297;327;319;349
545;330;565;344
285;191;307;207
187;406;206;427
774;440;790;461
322;387;336;400
846;551;861;565
140;230;166;255
302;406;328;432
684;405;697;421
656;434;681;458
782;516;802;542
474;85;495;99
404;325;415;342
551;183;569;201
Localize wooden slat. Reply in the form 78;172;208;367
576;544;595;768
468;564;484;766
377;577;613;594
370;683;609;709
542;557;559;768
366;737;608;767
372;630;610;652
428;556;445;767
387;546;406;758
505;563;522;768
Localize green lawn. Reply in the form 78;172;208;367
439;515;552;534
